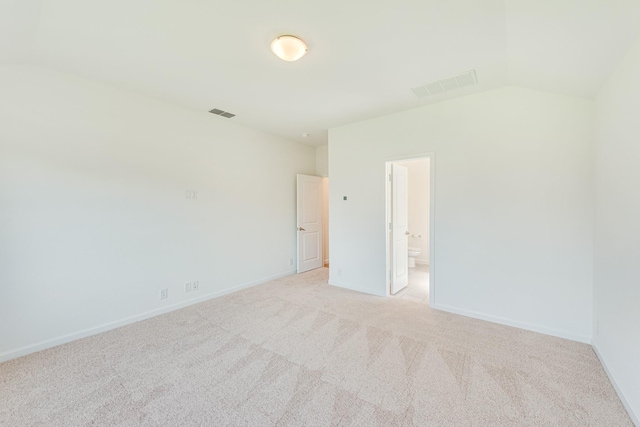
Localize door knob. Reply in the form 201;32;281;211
405;231;410;235
298;227;306;231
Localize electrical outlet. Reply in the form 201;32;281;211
192;281;199;291
185;282;192;293
160;288;168;300
289;258;293;266
337;268;342;276
185;190;198;200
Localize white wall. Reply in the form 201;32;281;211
593;34;640;424
322;178;329;265
316;145;328;177
329;87;595;342
0;65;316;361
397;159;430;264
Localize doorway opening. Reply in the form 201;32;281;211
385;155;434;305
296;174;323;273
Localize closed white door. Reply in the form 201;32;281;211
391;164;409;294
297;174;323;273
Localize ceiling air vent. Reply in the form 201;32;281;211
411;70;478;98
208;108;236;118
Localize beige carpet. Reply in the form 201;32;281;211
0;268;632;426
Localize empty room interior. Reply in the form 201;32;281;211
1;1;640;426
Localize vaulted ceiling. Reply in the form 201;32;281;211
2;0;640;145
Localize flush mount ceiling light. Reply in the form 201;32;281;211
270;35;307;61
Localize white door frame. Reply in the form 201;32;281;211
385;153;436;305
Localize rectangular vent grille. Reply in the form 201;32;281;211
209;108;236;118
411;70;478;98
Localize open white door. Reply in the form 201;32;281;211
297;174;323;273
391;164;409;294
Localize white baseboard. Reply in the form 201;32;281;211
592;342;639;426
431;302;591;344
328;279;385;297
0;269;296;364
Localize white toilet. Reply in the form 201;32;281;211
408;247;421;268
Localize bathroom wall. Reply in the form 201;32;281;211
397;159;430;264
0;65;316;361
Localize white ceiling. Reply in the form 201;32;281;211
2;0;640;146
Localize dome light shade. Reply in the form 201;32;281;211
270;35;307;61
